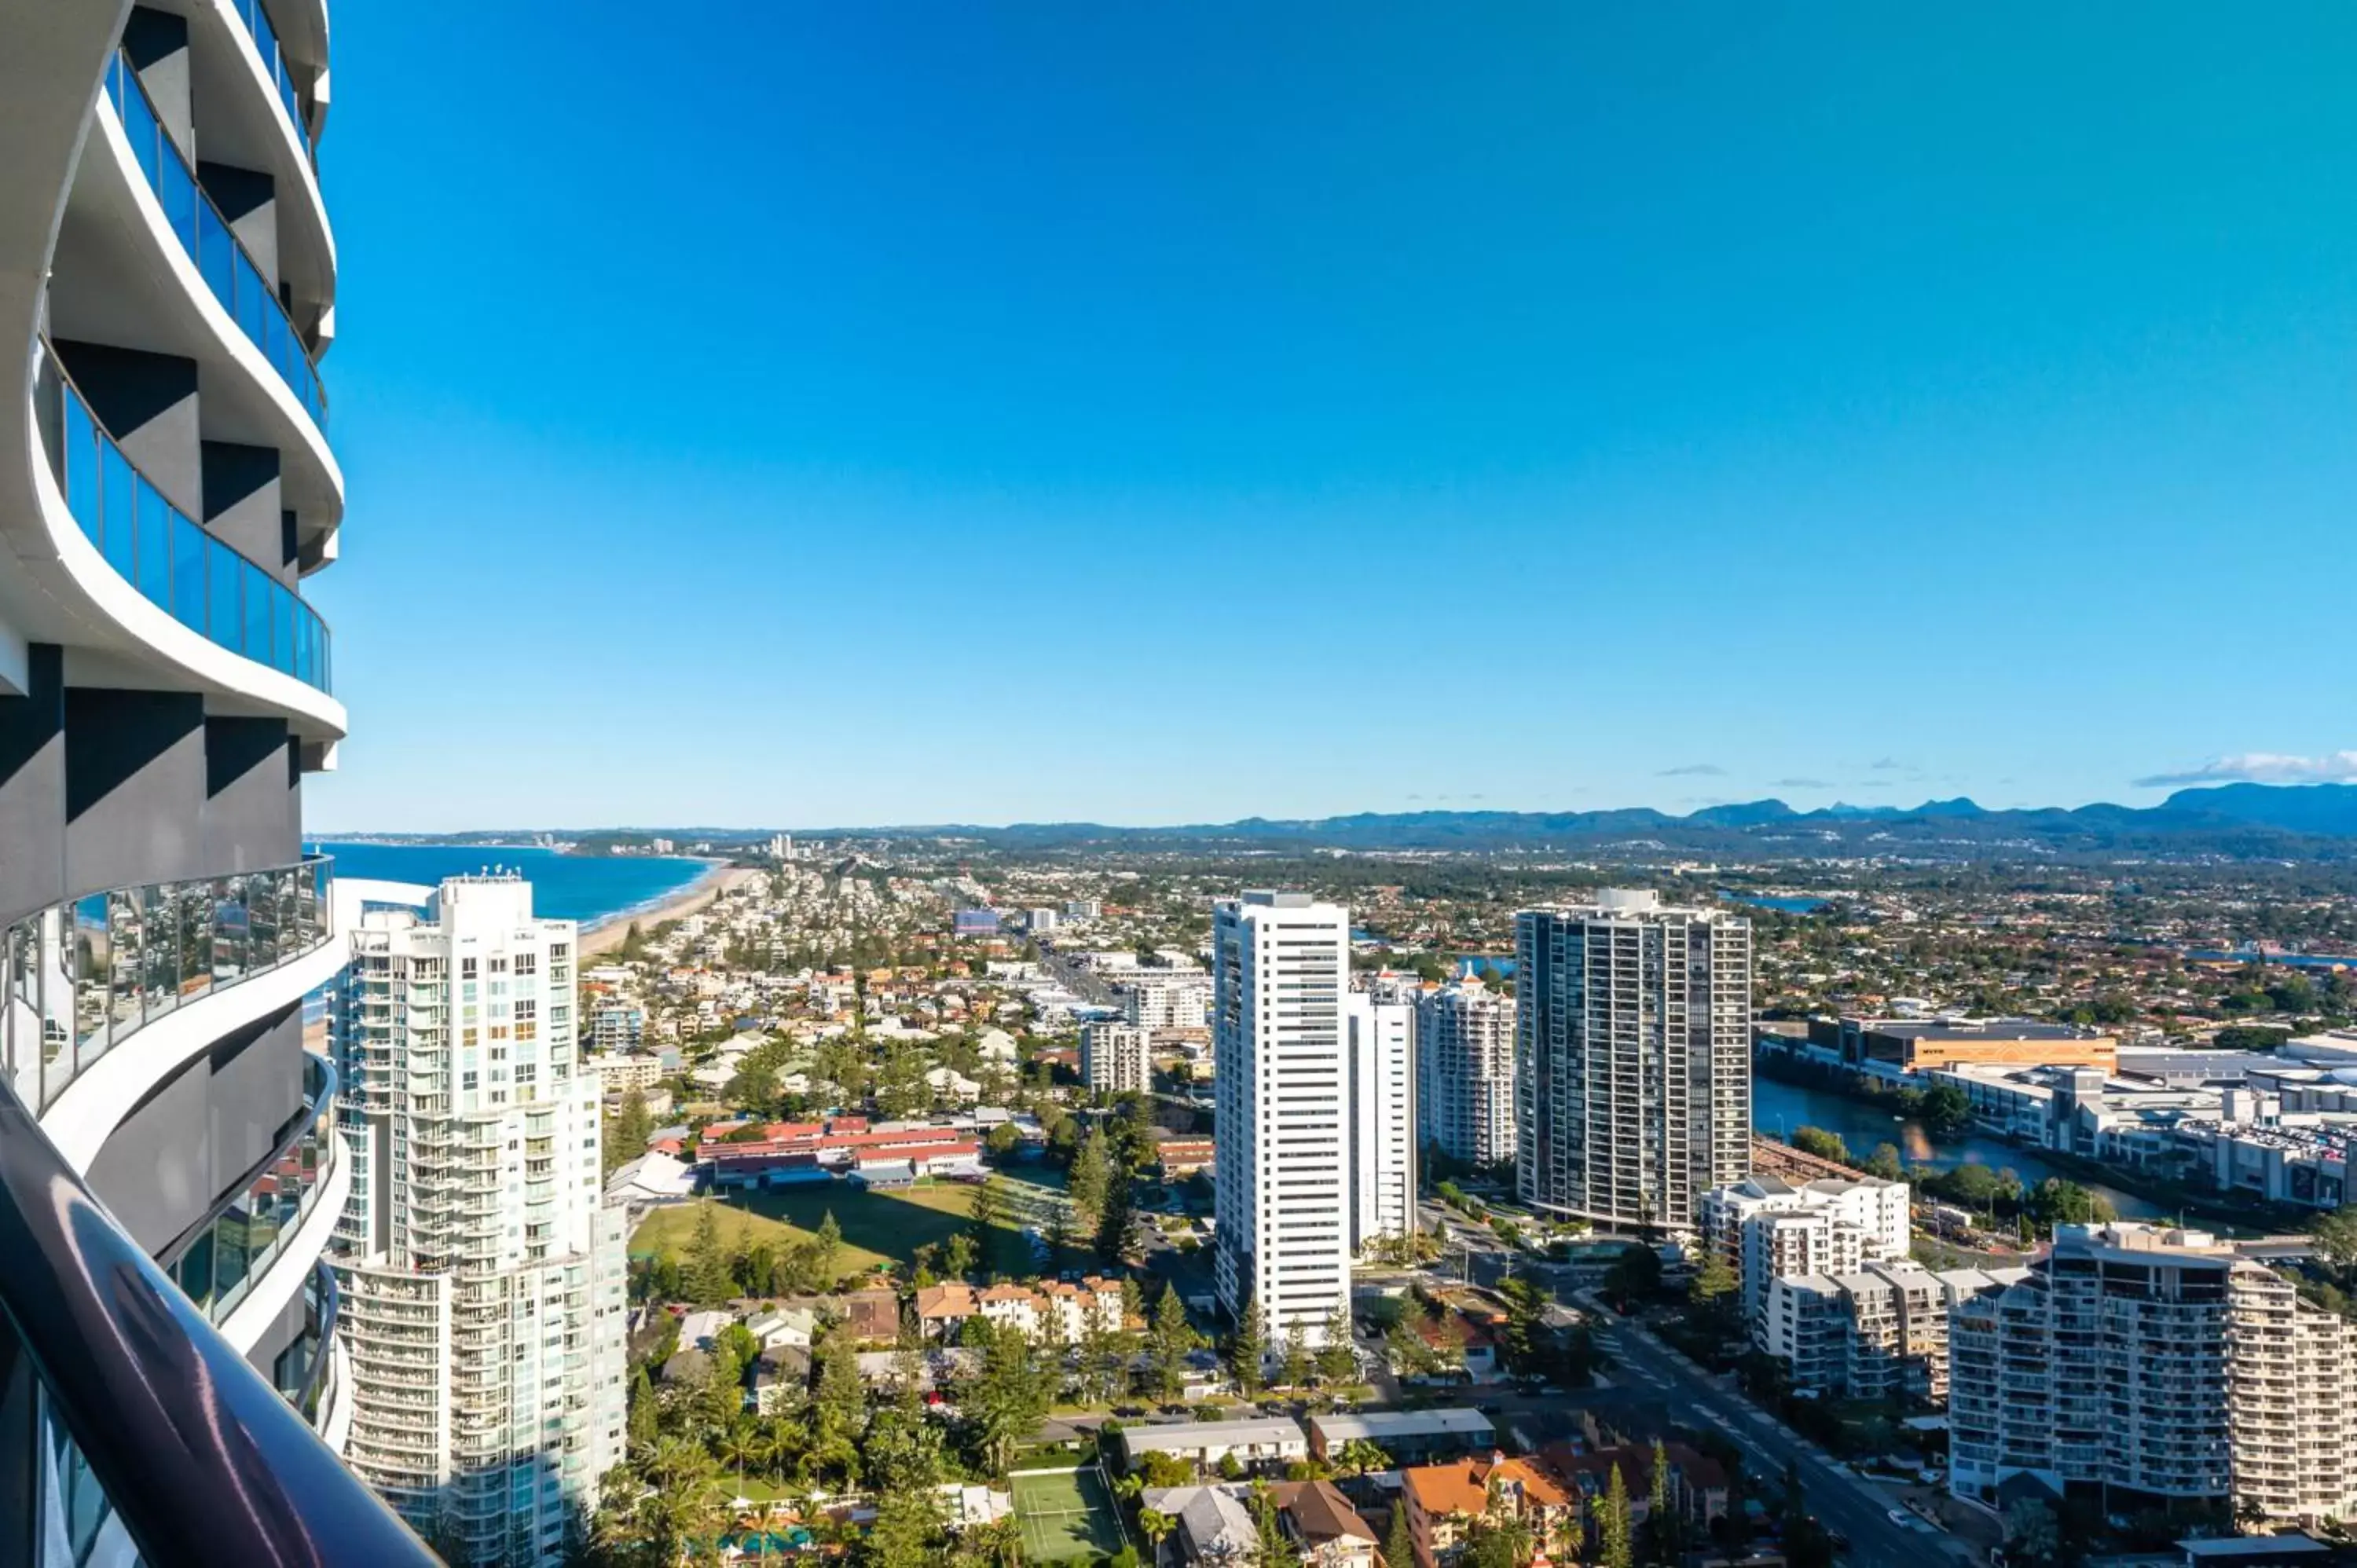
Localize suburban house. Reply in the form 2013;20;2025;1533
1119;1417;1310;1477
1270;1480;1380;1566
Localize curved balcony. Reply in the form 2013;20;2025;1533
161;1053;339;1334
103;51;327;428
2;856;333;1134
0;1058;434;1566
36;345;332;693
222;0;317;161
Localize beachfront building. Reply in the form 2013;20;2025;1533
1344;985;1416;1257
0;0;434;1555
1215;891;1353;1346
1416;976;1516;1167
1517;892;1753;1230
330;875;627;1565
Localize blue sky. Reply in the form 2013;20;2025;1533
307;3;2357;831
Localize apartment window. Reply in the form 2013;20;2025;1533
489;956;508;974
515;952;537;976
462;958;478;979
463;1071;479;1090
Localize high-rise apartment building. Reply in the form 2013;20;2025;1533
1080;1020;1149;1094
1120;969;1213;1032
1760;1261;2019;1401
1344;987;1416;1257
0;0;434;1555
1948;1223;2357;1524
1214;892;1352;1346
1415;976;1516;1167
1516;892;1752;1229
331;877;628;1565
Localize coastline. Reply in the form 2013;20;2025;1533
577;861;753;957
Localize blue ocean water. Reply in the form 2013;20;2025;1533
306;841;713;928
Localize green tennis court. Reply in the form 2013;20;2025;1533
1010;1466;1126;1563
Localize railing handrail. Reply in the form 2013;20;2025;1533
103;48;328;423
37;335;332;665
296;1259;340;1422
0;1067;439;1566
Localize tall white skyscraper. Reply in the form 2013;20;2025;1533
1415;976;1516;1167
1214;891;1352;1346
1344;987;1416;1257
330;876;627;1566
1516;890;1752;1230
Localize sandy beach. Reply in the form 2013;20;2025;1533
578;863;759;957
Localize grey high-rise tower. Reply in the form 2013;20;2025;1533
1516;891;1751;1229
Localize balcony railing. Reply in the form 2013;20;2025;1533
35;345;333;691
163;1053;340;1327
102;50;328;426
221;0;314;159
0;855;332;1116
0;1061;437;1566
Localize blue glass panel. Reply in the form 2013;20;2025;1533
135;482;170;606
198;205;235;307
99;445;134;575
159;153;197;251
209;537;240;648
235;256;266;346
123;86;160;189
61;394;98;541
171;515;207;629
273;581;295;675
243;560;272;662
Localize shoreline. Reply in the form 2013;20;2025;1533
577;862;754;957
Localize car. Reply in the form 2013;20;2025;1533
1888;1509;1912;1528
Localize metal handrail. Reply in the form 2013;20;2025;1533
35;340;334;691
102;49;328;425
295;1261;341;1423
0;1069;438;1566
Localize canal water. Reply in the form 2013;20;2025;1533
1750;1074;2165;1220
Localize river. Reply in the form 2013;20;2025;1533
1750;1074;2166;1221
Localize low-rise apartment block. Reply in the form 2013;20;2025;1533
1761;1260;2025;1401
1699;1173;1910;1329
1080;1020;1150;1094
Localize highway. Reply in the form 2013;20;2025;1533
1590;1310;1979;1567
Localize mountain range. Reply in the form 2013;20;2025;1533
355;783;2357;861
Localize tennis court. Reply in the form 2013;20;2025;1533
1010;1466;1126;1563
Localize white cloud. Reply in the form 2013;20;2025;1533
1657;763;1726;778
2134;752;2357;789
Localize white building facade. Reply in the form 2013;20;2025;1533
1414;977;1516;1167
1080;1020;1150;1094
1516;892;1753;1229
1699;1173;1910;1330
331;876;628;1566
1947;1223;2357;1525
1344;987;1416;1258
1214;892;1351;1346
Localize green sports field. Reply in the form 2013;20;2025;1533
1010;1466;1126;1563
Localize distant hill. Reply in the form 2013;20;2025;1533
328;784;2357;863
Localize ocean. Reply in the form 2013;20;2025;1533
305;841;713;929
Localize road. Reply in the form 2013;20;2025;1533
1589;1310;1977;1567
1039;947;1119;1007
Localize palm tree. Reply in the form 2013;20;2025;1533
1336;1438;1391;1478
1137;1508;1176;1562
714;1418;761;1500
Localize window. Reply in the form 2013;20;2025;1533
489;956;508;974
514;952;537;976
461;958;478;979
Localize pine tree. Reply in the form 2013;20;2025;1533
1070;1127;1113;1222
626;1363;658;1451
1151;1284;1198;1401
1596;1461;1634;1568
1229;1296;1267;1397
686;1200;733;1306
1094;1170;1138;1266
1383;1493;1416;1568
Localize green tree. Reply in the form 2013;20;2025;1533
686;1200;735;1306
812;1326;867;1486
1689;1250;1738;1313
1594;1460;1634;1568
1150;1284;1199;1401
1094;1169;1139;1266
1315;1308;1358;1385
1280;1318;1312;1391
626;1363;658;1451
963;1320;1053;1478
1647;1437;1677;1563
1862;1141;1905;1181
1069;1127;1113;1222
968;1174;1006;1263
811;1210;845;1283
1229;1298;1267;1397
1788;1126;1850;1165
1383;1494;1416;1568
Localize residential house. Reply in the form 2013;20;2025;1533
1144;1486;1260;1565
1270;1481;1380;1566
1541;1442;1731;1553
1120;1419;1310;1477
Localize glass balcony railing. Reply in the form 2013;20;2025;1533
165;1054;340;1328
35;345;332;692
1;855;332;1116
102;51;328;427
221;0;313;159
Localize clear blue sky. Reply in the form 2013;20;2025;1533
307;3;2357;832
